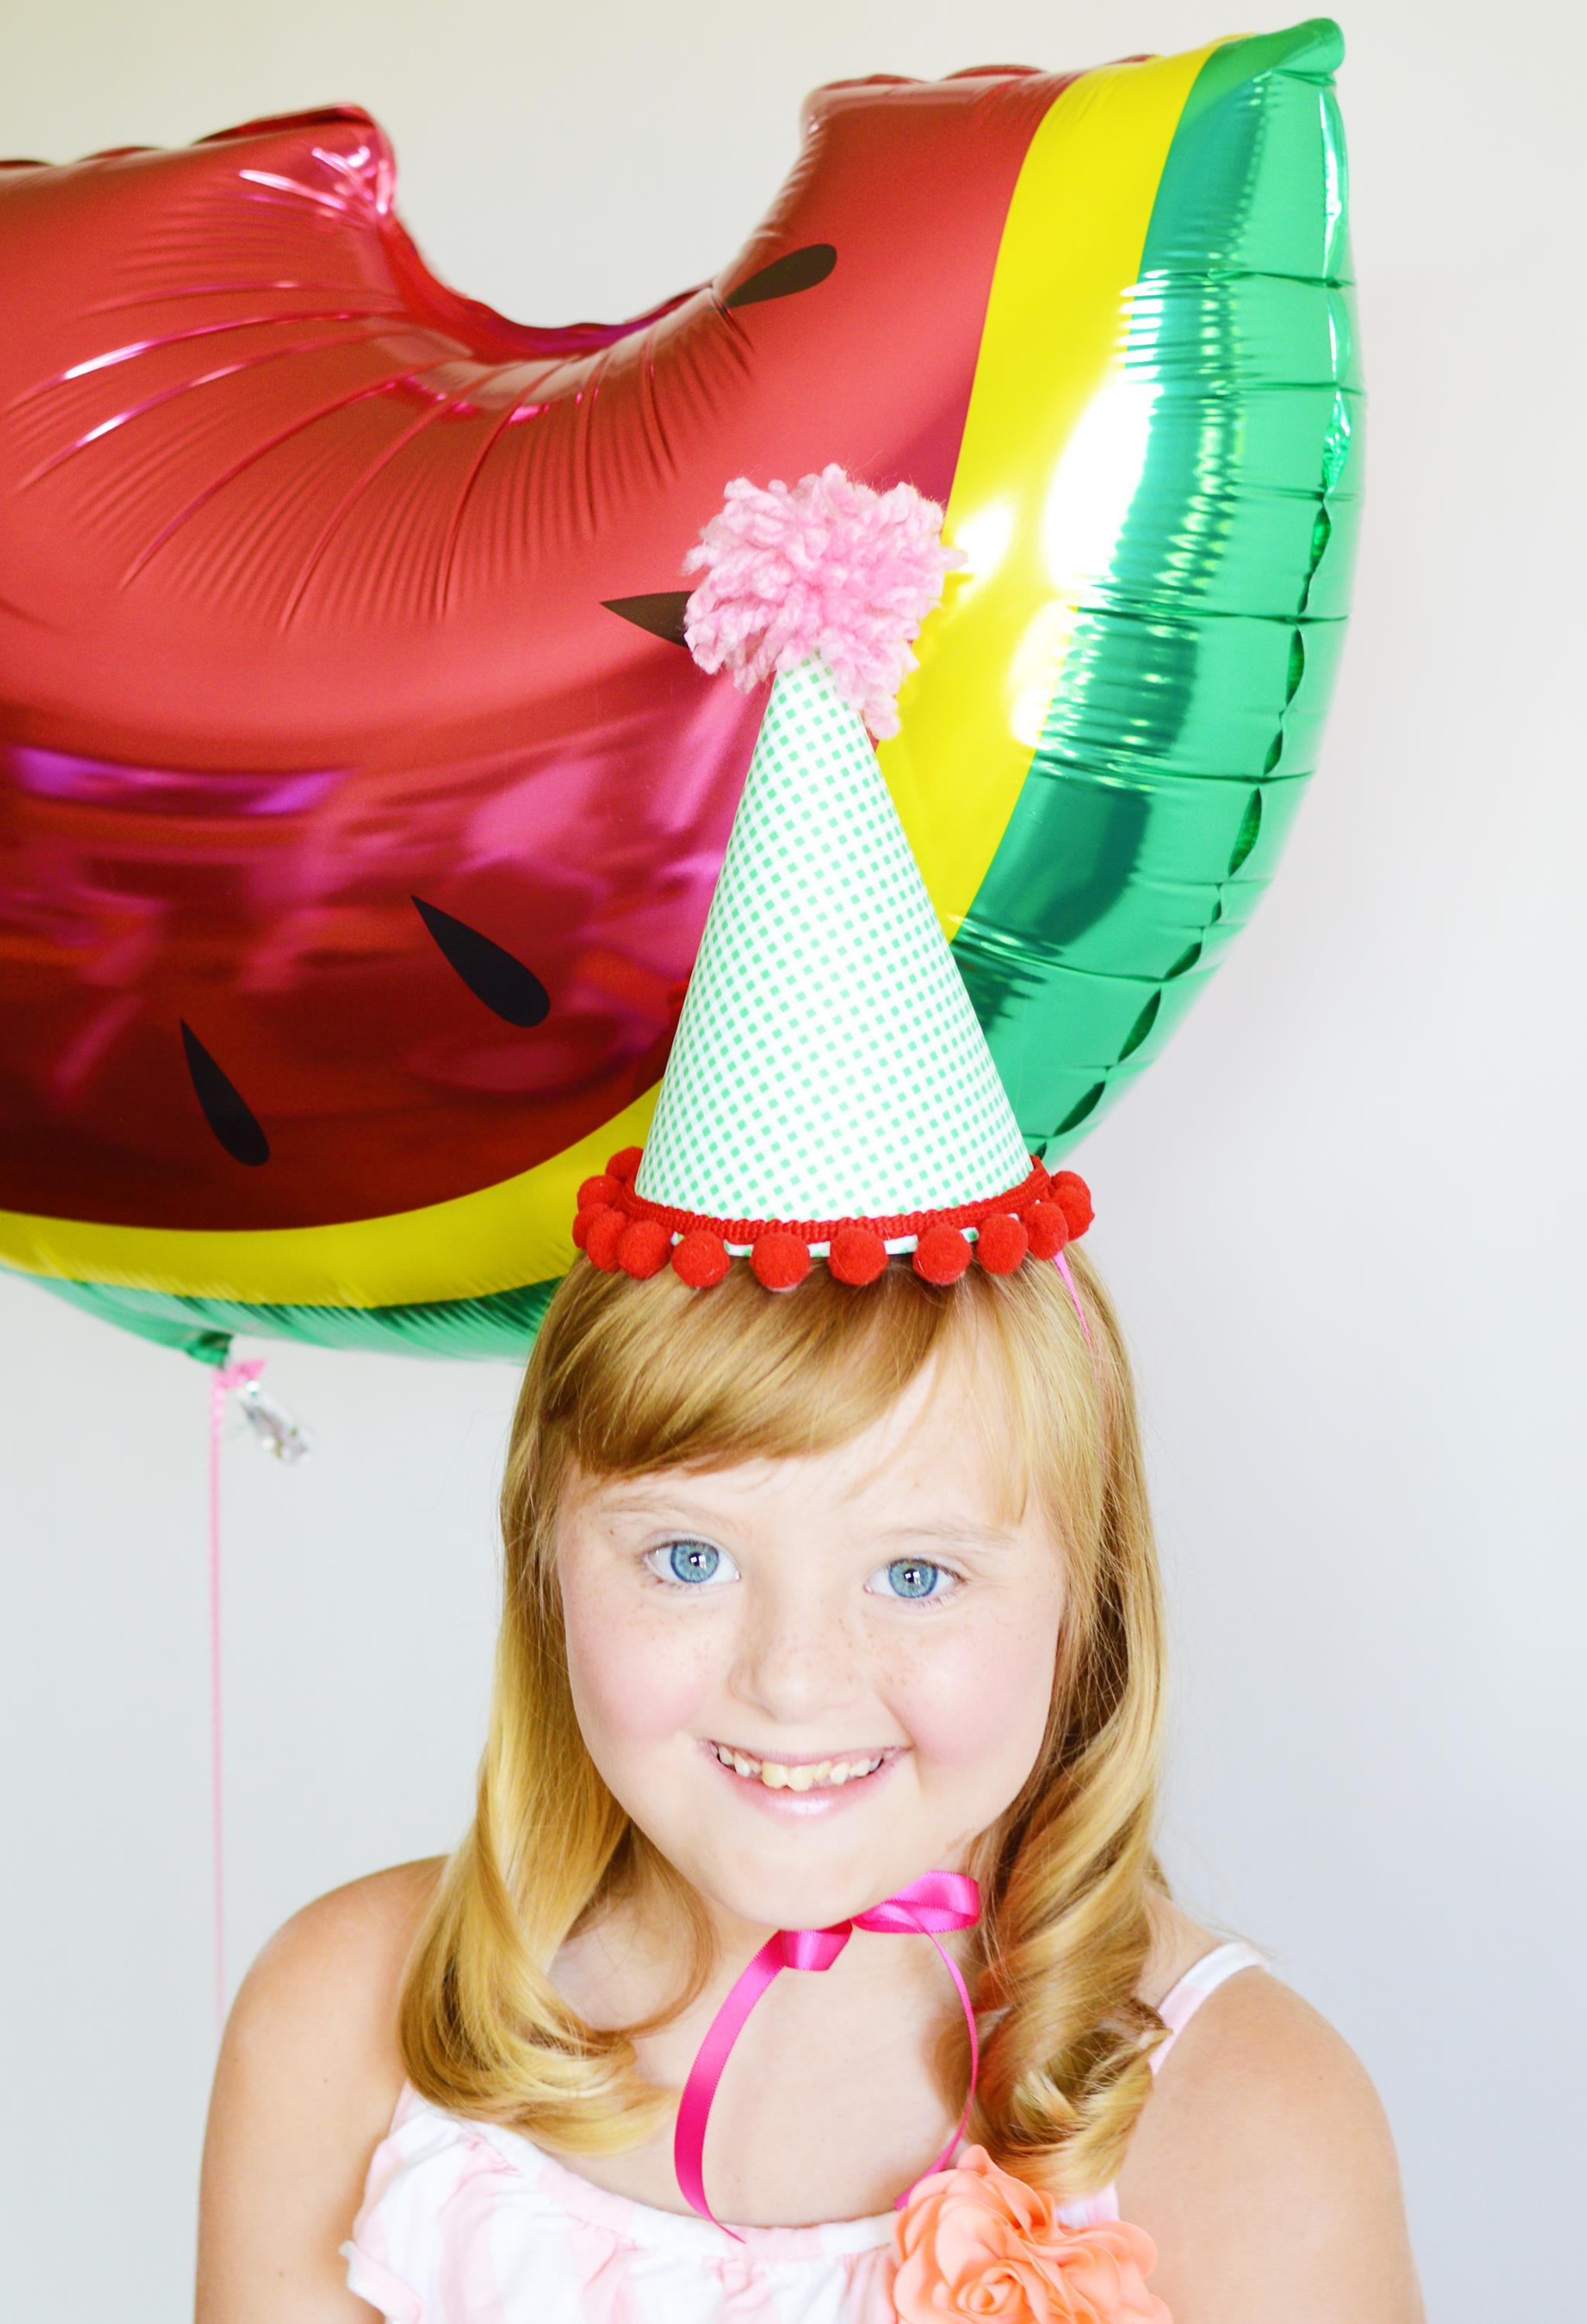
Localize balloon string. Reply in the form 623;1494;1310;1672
207;1356;264;2037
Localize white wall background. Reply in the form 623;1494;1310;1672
2;3;1581;2316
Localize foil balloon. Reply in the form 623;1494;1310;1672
0;19;1362;1361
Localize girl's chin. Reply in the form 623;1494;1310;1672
700;1869;895;1937
691;1836;932;1936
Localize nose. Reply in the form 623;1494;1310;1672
728;1570;867;1731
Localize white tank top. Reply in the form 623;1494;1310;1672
343;1938;1267;2323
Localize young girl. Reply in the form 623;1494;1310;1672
196;474;1424;2323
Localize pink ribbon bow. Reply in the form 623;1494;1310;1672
674;1868;981;2235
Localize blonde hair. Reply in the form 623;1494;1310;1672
399;1246;1172;2200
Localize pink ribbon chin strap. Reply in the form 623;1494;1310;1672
673;1868;981;2236
1052;1248;1093;1347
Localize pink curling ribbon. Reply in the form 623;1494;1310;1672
1052;1249;1093;1348
673;1868;981;2235
207;1357;265;2035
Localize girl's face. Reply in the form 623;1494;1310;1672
556;1340;1066;1939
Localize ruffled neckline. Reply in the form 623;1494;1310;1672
396;2085;905;2259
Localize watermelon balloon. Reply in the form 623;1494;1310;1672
0;20;1362;1361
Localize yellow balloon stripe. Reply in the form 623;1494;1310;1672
0;40;1224;1306
880;37;1227;934
0;1088;658;1303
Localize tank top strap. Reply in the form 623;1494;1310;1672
1148;1938;1269;2075
1056;1939;1271;2229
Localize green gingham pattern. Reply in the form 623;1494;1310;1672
635;658;1031;1222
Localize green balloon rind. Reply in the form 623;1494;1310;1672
962;20;1363;1158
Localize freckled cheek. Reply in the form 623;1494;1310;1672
888;1604;1060;1776
559;1561;727;1752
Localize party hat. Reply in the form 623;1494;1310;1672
573;468;1092;1291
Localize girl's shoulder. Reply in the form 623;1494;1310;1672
198;1860;449;2319
214;1854;447;2148
245;1854;446;2093
268;1853;448;1972
1122;1899;1424;2321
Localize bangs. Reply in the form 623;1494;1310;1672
525;1258;1053;1527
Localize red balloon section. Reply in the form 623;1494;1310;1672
0;80;1064;1235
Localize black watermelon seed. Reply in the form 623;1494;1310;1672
180;1022;270;1166
412;896;550;1028
723;244;837;309
601;590;692;645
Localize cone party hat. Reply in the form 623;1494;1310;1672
572;469;1092;1291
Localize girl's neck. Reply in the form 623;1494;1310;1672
561;1861;977;2036
547;1875;978;2226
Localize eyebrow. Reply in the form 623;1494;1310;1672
585;1487;706;1525
586;1491;1014;1551
869;1519;1017;1552
587;1485;724;1524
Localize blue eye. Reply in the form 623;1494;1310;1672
645;1539;738;1588
670;1542;720;1584
873;1558;952;1601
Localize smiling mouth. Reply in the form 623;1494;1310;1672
707;1741;896;1793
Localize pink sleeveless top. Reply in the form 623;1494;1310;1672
343;1938;1267;2322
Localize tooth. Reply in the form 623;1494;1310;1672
735;1754;756;1778
811;1761;831;1784
828;1763;851;1785
761;1762;789;1789
787;1766;815;1791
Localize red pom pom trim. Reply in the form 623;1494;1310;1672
618;1218;672;1279
673;1230;730;1287
752;1231;811;1291
1021;1202;1069;1260
1051;1171;1093;1238
914;1224;971;1284
569;1146;1086;1293
584;1208;627;1271
828;1224;890;1285
614;1157;1052;1248
974;1213;1028;1274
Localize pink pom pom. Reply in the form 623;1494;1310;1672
681;466;966;739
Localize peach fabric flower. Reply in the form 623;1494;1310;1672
890;2146;1171;2324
